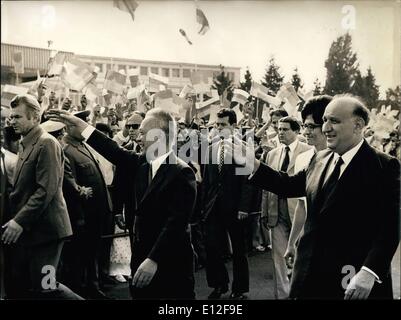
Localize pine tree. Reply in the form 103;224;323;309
212;65;234;101
290;67;303;92
350;69;365;99
240;68;252;93
324;33;360;95
312;78;323;95
261;57;284;95
363;66;380;109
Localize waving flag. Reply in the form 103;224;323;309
12;50;24;74
232;89;250;105
104;70;127;95
179;84;195;98
190;70;213;93
61;57;95;91
148;73;169;93
196;6;210;35
127;68;139;87
113;0;138;22
48;52;66;76
1;85;28;107
250;81;281;107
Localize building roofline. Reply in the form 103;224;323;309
1;42;241;71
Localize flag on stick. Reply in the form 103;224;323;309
48;53;66;76
12;50;24;74
1;85;28;107
232;89;250;105
191;70;213;93
179;84;195;98
127;68;139;87
148;73;169;93
61;57;95;91
104;70;127;95
113;0;138;22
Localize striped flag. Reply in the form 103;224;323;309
196;90;219;109
232;89;250;105
61;57;95;91
196;7;210;35
12;50;24;74
148;73;169;93
83;83;102;102
104;70;127;95
190;70;213;93
113;0;138;22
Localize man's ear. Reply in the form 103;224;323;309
353;117;365;132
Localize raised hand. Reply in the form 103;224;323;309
46;109;89;140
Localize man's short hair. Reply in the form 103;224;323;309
279;116;301;132
333;94;370;126
301;95;333;125
217;108;237;125
10;94;42;120
269;109;288;119
146;108;177;146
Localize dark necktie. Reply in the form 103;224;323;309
218;141;225;173
280;146;290;172
321;156;344;199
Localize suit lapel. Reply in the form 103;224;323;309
13;129;43;185
319;142;369;214
140;153;176;203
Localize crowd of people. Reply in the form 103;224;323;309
0;82;400;300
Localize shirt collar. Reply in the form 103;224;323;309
334;139;364;166
21;126;43;148
151;150;173;178
284;139;298;153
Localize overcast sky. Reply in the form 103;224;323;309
1;0;399;97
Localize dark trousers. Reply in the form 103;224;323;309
205;211;249;293
4;240;82;300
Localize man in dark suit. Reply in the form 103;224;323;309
2;94;80;299
62;113;113;299
201;108;249;300
230;95;400;299
47;107;197;299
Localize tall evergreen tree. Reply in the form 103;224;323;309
312;78;323;95
324;33;360;95
240;68;252;93
290;67;303;92
363;66;380;109
212;65;234;101
261;57;284;95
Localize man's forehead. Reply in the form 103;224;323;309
325;99;354;116
304;115;317;123
278;122;291;128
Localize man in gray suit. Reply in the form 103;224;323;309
2;94;81;299
261;116;312;299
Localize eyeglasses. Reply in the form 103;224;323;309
125;124;140;130
303;123;322;130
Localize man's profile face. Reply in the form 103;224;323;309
9;104;38;136
138;116;167;155
322;100;359;155
216;116;233;139
303;115;324;147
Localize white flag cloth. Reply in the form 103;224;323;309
232;89;250;105
61;57;95;91
148;73;169;93
179;84;195;98
127;68;140;87
104;70;127;95
232;105;245;123
190;70;213;93
1;85;28;107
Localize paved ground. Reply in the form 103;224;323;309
104;246;400;300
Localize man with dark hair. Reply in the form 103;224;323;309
201;108;250;300
2;94;79;299
232;95;400;299
260;115;311;299
47;107;197;300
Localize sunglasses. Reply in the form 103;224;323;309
126;124;140;130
